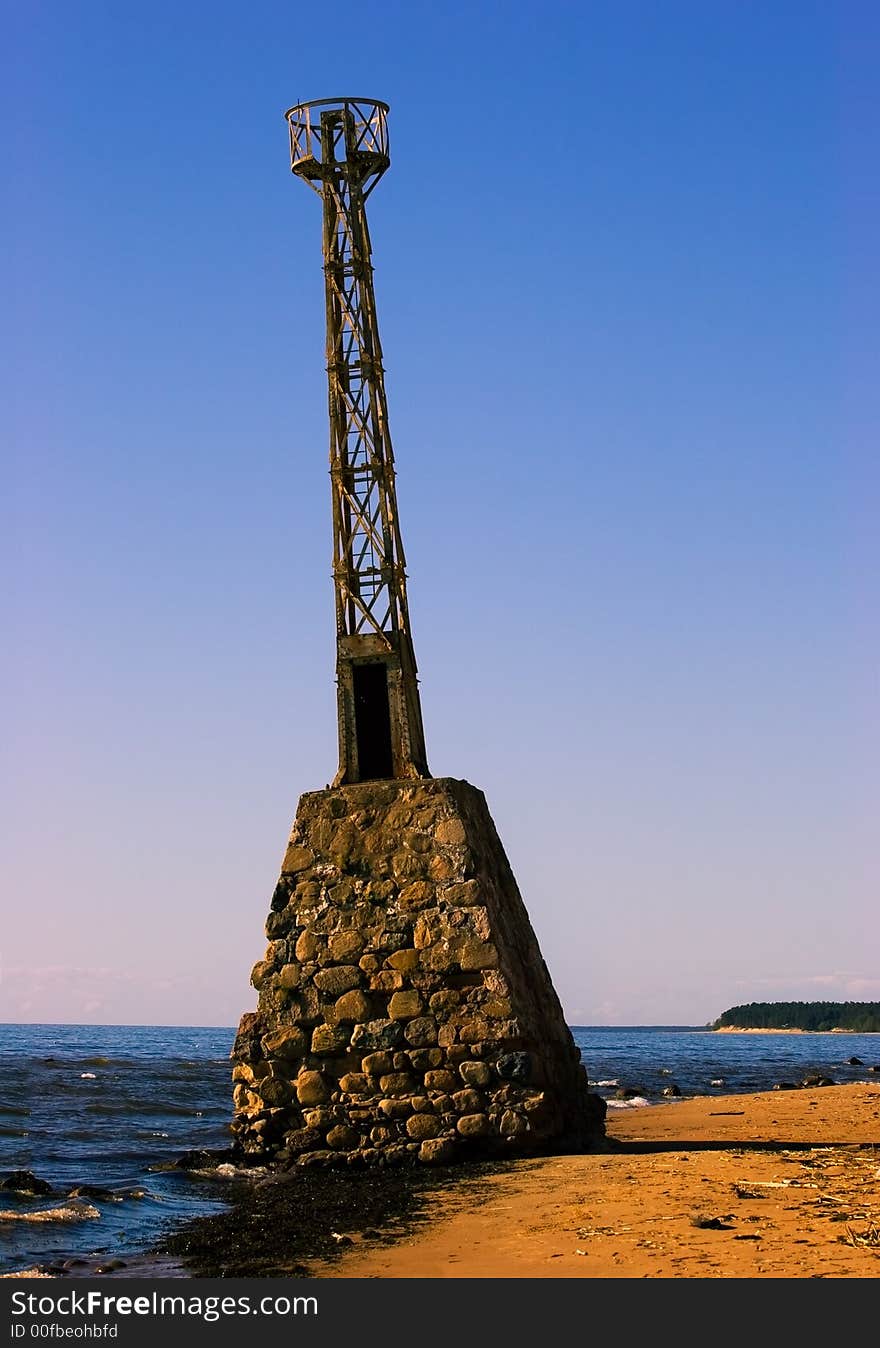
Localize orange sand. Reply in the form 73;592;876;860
313;1083;880;1279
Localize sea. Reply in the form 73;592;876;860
1;1022;878;1275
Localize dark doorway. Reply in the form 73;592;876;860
353;662;393;780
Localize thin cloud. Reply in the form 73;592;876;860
733;973;880;998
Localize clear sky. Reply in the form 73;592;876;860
3;1;877;1027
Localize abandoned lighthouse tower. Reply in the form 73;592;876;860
230;98;606;1164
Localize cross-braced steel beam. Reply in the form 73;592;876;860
285;98;429;785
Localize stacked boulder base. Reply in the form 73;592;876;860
231;777;606;1167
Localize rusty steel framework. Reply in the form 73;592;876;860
285;97;429;785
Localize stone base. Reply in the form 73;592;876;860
231;778;606;1166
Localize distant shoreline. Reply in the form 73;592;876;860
713;1025;880;1034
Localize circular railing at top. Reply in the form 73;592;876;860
285;98;390;191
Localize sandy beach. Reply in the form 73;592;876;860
305;1082;880;1279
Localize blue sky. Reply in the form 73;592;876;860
3;1;877;1026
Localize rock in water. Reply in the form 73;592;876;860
231;777;606;1165
0;1171;53;1196
67;1185;118;1202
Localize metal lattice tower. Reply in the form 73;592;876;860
286;97;429;785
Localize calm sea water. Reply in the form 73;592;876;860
570;1026;879;1104
1;1022;877;1274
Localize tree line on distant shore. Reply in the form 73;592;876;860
711;1002;880;1032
